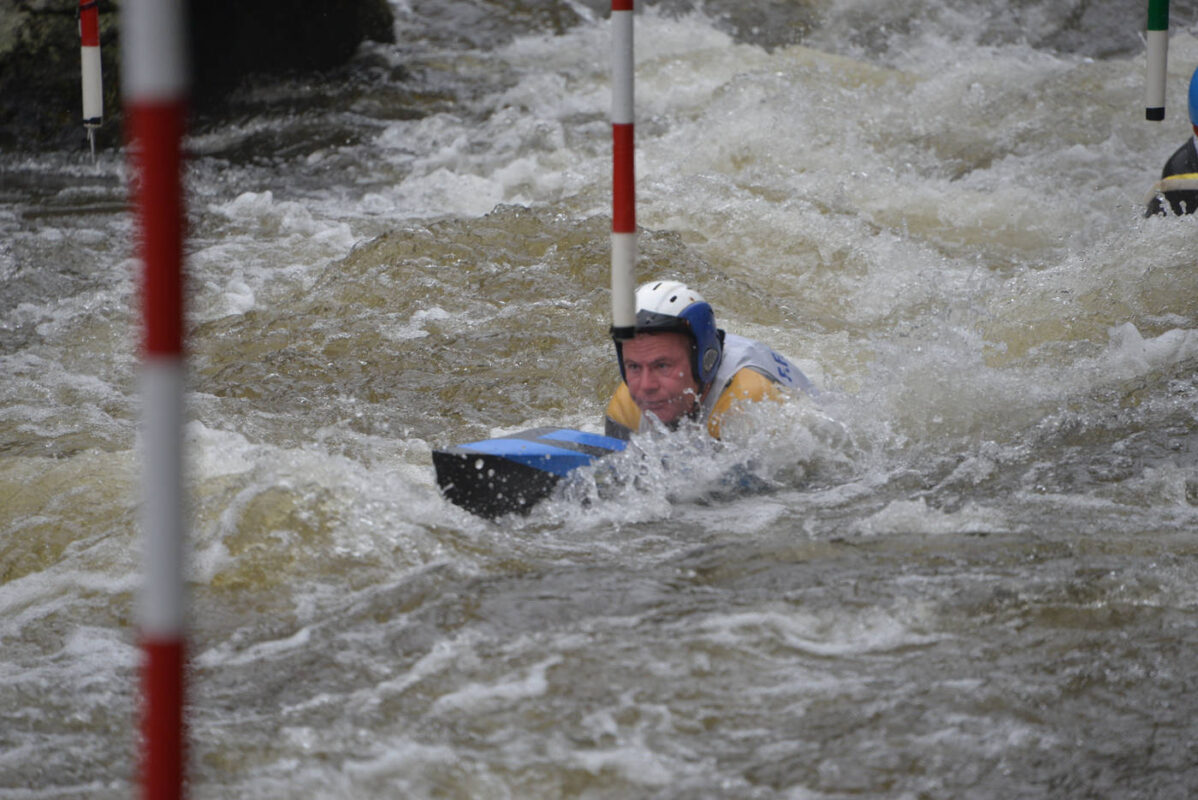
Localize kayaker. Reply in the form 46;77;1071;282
1146;65;1198;217
605;279;816;440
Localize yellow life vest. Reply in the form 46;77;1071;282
605;365;785;440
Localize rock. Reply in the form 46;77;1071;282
0;0;395;153
0;1;101;151
189;0;395;108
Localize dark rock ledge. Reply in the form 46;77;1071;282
0;0;394;152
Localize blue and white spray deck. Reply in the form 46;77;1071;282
434;428;627;518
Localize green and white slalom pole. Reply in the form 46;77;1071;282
1146;0;1169;121
610;0;636;341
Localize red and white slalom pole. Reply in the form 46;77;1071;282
610;0;636;340
121;0;189;797
78;0;102;158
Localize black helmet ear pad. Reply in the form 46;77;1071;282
697;329;725;390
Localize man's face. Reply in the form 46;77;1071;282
621;332;700;426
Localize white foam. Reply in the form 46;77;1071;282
189;190;360;321
372;631;483;700
1102;323;1198;383
382;306;451;341
854;498;1009;537
392;165;505;218
60;625;140;675
0;569;139;641
195;625;312;668
698;605;940;658
342;740;460;779
431;655;560;713
185;421;257;478
572;742;676;786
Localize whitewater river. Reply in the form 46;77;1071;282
2;1;1197;797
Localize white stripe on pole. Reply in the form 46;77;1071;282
81;46;103;123
139;359;186;638
121;0;188;101
1145;29;1169;120
611;9;634;125
611;232;637;329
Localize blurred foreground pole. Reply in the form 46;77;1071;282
1146;0;1169;120
611;0;636;339
121;0;190;797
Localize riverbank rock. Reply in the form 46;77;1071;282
0;0;395;153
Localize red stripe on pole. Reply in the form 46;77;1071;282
613;123;635;233
612;0;634;10
80;1;100;47
129;100;186;356
140;637;186;800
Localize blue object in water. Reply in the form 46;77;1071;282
433;427;626;518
